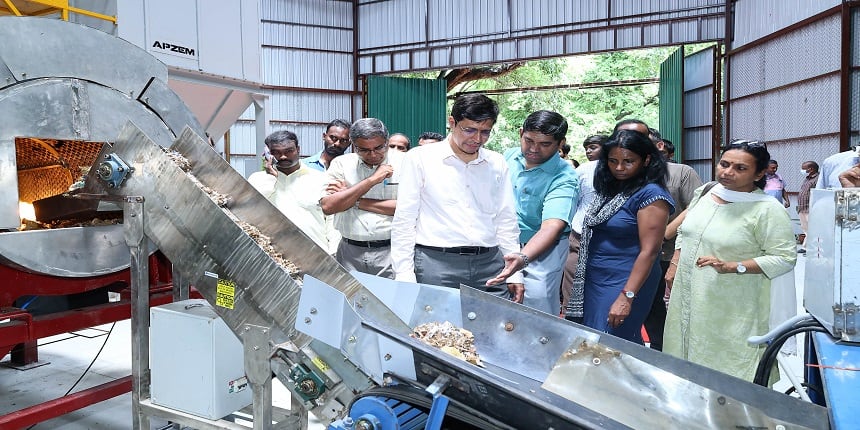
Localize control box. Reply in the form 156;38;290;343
150;299;251;419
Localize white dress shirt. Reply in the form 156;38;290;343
248;165;340;254
390;139;522;283
570;160;598;234
326;151;404;241
817;149;859;189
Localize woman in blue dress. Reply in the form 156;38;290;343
572;129;674;343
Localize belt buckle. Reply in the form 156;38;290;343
458;247;478;255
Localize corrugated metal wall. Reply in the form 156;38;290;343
228;0;358;177
726;6;843;194
682;46;717;181
356;0;725;74
658;48;683;161
731;0;842;48
366;76;447;146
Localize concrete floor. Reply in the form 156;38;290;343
0;252;810;429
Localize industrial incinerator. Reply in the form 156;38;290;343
0;15;837;430
0;16;203;426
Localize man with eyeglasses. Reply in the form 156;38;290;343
387;133;410;152
249;130;340;254
321;118;404;278
391;93;524;300
304;119;352;171
485;110;579;316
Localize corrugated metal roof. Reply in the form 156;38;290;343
357;0;725;74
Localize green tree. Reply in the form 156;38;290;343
399;45;715;163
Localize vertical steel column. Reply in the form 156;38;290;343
172;264;189;302
124;197;151;430
242;324;273;430
839;2;851;152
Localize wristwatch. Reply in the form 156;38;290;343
622;289;635;299
736;262;747;274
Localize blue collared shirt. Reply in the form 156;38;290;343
504;148;580;243
302;150;326;171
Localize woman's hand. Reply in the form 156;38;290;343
664;262;677;309
607;295;632;328
696;256;734;273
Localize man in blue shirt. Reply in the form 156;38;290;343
303;119;352;171
502;110;580;315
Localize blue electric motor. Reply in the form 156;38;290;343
328;396;428;430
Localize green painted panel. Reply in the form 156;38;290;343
659;48;684;162
367;75;447;149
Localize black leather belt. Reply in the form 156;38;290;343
415;244;496;255
343;238;391;248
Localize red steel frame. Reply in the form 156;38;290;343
0;252;196;429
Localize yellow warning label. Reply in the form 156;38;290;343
216;279;236;309
311;357;330;372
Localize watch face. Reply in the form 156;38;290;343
737;263;747;273
624;291;635;298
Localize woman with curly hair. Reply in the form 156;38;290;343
571;129;674;343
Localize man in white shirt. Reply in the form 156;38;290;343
248;130;339;254
390;94;524;300
321;118;403;278
817;148;859;189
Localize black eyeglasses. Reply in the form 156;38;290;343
457;124;492;139
355;143;387;155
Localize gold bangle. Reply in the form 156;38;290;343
669;261;679;266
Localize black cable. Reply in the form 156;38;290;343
753;322;826;386
27;322;118;430
752;321;827;387
62;322;117;396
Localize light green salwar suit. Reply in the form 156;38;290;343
664;186;796;382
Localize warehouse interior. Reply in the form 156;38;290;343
0;1;858;429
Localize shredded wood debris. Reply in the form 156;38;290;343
236;220;302;280
18;215;122;231
164;150;302;283
163;148;192;172
412;321;483;366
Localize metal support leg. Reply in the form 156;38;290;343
424;375;451;430
172;262;189;302
125;197;151;430
243;324;273;430
290;395;308;430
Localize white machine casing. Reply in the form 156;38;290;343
150;299;251;419
804;188;860;342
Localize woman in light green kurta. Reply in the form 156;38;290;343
663;141;796;382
